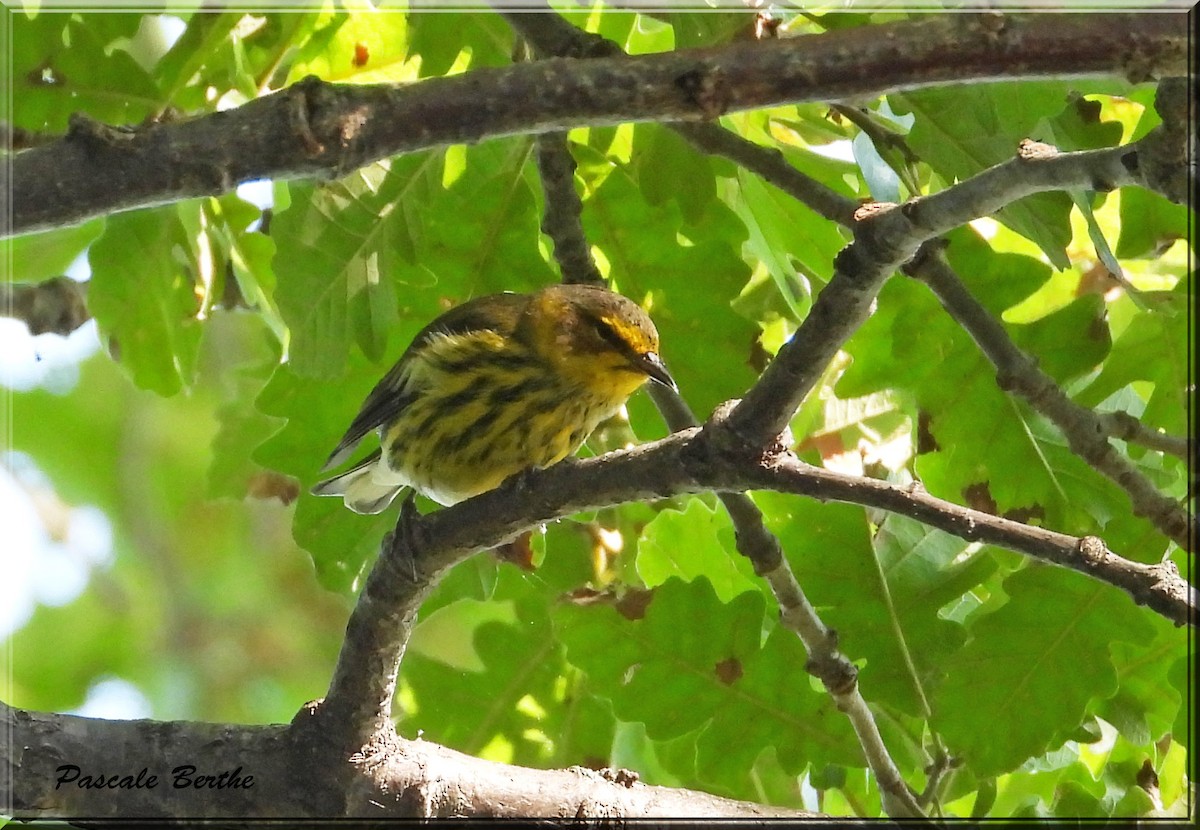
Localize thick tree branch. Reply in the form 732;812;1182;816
4;12;1187;237
314;500;436;749
2;700;814;819
403;427;1195;627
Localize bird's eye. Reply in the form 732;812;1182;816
590;316;627;351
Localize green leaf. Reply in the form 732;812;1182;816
1052;781;1108;819
272;156;441;377
556;576;861;795
732;161;846;315
664;11;752;48
287;7;413;85
892;83;1083;268
557;578;762;739
1073;282;1190;437
88;208;203;396
254;354;420;588
631;124;717;225
732;114;858;293
1117;189;1193;260
406;11;512;77
934;565;1155;777
12;13;161;131
696;624;862;785
1010;294;1111;384
2;219;105;284
1116;103;1194;259
208;193;284;341
400;568;585;767
206;312;284;500
1092;611;1187;746
290;495;388;594
153;12;243;107
1038;92;1124;153
413;139;553;296
635;498;760;603
756;493;972;716
972;777;998;818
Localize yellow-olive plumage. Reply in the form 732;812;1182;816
312;284;675;513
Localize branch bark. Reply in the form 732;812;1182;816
4;12;1187;237
2;700;816;819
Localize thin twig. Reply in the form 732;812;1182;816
1095;410;1190;461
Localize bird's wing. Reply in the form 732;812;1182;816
320;293;529;471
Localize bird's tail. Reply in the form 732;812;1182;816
310;450;405;514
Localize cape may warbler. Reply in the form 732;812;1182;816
312;284;675;514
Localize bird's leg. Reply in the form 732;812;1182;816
389;490;422;583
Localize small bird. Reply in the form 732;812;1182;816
312;283;676;514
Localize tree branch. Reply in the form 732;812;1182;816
2;700;815;819
907;250;1194;550
534;132;605;287
1094;410;1189;460
399;426;1195;627
722;122;1189;451
9;395;1191;819
4;12;1186;237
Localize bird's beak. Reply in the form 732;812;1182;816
637;351;677;391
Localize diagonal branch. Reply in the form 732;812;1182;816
4;13;1187;237
907;249;1194;550
723;125;1189;449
